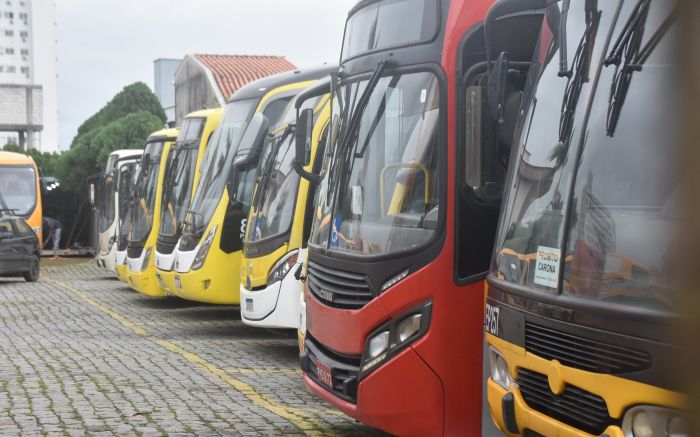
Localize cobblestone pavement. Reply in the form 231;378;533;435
0;262;388;436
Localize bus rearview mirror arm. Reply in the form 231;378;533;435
294;108;320;184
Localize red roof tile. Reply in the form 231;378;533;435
195;54;297;100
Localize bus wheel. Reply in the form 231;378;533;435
24;256;40;282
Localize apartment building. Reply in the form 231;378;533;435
0;0;58;152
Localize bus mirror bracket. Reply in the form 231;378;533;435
464;85;484;188
294;108;320;184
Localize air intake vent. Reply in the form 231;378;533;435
525;322;651;374
518;369;617;435
307;261;373;309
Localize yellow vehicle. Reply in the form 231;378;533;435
482;0;686;435
125;128;178;296
171;66;334;305
155;109;223;295
0;151;42;241
240;81;330;329
115;160;141;282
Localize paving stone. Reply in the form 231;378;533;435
0;262;387;436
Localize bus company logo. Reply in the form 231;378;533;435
317;288;334;302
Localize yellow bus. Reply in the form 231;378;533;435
154;109;223;296
240;81;330;331
483;0;686;435
0;151;42;242
124;128;178;296
170;66;334;305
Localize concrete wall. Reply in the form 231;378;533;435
173;56;222;126
154;58;181;125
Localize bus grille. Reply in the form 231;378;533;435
304;335;361;403
307;261;374;309
525;322;651;374
518;369;617;434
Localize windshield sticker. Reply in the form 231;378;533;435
534;246;561;289
330;214;342;247
420;89;427;103
351;186;363;216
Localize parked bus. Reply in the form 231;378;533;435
292;0;546;434
95;149;143;271
239;83;331;330
154;109;223;295
125;128;178;296
170;66;334;305
484;0;686;435
115;161;141;282
0;151;42;242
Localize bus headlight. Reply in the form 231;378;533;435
192;225;217;271
488;347;513;389
140;247;152;272
360;301;432;375
621;406;687;437
268;250;299;286
368;331;389;359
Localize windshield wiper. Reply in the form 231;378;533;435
557;0;573;78
254;126;294;213
0;191;15;216
603;0;678;136
161;148;184;204
327;59;389;212
556;1;601;154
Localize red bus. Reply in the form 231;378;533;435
294;0;544;434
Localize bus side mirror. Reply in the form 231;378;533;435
295;108;314;167
89;183;96;206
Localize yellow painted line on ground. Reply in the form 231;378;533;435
47;279;340;436
226;368;303;375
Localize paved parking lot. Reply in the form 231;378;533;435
0;262;387;436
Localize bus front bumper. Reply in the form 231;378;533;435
171;268;240;305
301;339;444;437
485;333;685;437
126;265;166;298
155;269;176;295
115;264;128;283
240;267;302;329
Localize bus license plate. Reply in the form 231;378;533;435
316;360;333;388
485;303;500;336
174;276;181;289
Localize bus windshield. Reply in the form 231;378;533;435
159;118;205;238
98;172;116;233
492;0;681;312
245;97;325;244
0;166;37;217
341;0;439;61
184;99;257;237
129;142;165;245
308;71;441;257
118;163;138;250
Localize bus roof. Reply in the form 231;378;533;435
109;149;143;159
228;64;337;103
146;128;180;143
0;151;36;167
184;108;224;119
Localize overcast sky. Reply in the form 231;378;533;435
56;0;357;150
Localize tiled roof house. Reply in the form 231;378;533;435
173;54;296;124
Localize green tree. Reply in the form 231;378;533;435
71;82;166;147
58;111;164;190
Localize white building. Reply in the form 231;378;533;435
0;0;58;152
